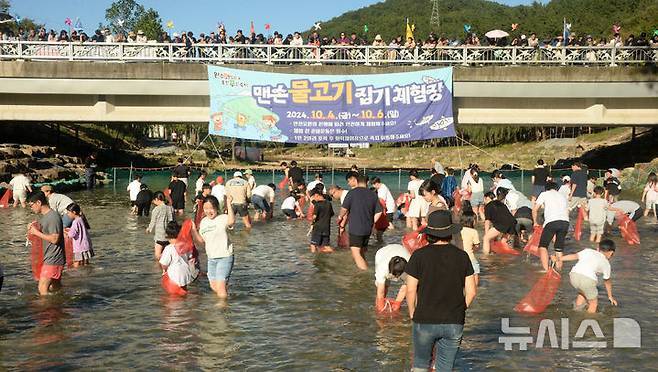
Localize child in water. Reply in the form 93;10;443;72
65;203;94;267
281;192;304;219
147;191;175;260
557;239;617;313
159;221;199;291
459;211;481;286
585;186;607;243
309;189;334;253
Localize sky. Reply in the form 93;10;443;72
9;0;541;36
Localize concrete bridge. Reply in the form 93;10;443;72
0;61;656;126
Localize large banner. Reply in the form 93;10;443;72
207;66;455;143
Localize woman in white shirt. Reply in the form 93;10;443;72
191;194;235;299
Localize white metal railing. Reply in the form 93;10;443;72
0;41;656;66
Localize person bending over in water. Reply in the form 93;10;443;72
309;188;334;253
281;192;304;219
556;239;617;313
191;195;235;299
65;203;94;267
374;244;410;312
147;191;175;260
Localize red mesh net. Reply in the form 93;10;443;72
374;199;389;232
194;200;204;229
163;188;173;205
574;206;585;241
396;193;411;215
175;219;195;256
0;189;12;207
306;203;315;222
452;189;462;212
161;273;188;296
64;235;74;268
376;297;401;313
616;212;640;245
28;222;43;281
278;176;289;190
402;226;428;254
337;229;349;249
490;240;520;255
523;226;543;257
514;268;561;314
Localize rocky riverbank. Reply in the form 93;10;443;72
0;144;108;191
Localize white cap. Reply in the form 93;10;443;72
234;171;243;178
562;175;571;182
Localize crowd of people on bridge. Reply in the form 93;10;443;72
3;22;658;51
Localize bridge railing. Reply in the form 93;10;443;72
0;41;656;66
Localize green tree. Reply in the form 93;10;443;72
133;8;163;41
105;0;145;35
0;0;10;13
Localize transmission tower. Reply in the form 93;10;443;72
430;0;440;30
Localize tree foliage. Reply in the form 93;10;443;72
309;0;658;42
105;0;145;35
0;0;10;13
133;8;163;41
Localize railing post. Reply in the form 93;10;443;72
266;45;272;65
462;46;468;66
68;42;74;61
17;40;23;60
168;43;173;63
560;46;566;66
365;46;370;66
413;47;419;66
218;44;224;64
610;46;617;67
119;43;124;61
512;46;517;65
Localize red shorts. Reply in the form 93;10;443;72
40;265;63;280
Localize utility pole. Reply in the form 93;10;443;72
430;0;440;30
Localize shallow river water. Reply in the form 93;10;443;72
1;171;656;370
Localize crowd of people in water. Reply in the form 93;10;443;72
1;155;657;370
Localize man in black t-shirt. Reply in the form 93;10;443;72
309;189;334;253
603;169;622;203
168;175;187;215
172;158;191;186
338;172;381;270
405;210;476;371
287;160;304;187
482;190;517;254
569;162;588;210
531;159;550;200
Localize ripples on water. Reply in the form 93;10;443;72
1;173;657;370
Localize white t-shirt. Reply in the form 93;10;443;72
9;175;31;193
159;244;198;287
307;180;326;194
127;180;142;201
252;184;274;201
377;184;396;214
535;190;569;226
407;179;424;198
199;214;232;259
495;178;516;192
211;184;225;201
340;190;348;205
281;196;296;210
607;200;641;224
195;177;205;194
558;184;571;199
468;178;484;193
505;190;532;212
571;248;611;281
374;244;411;285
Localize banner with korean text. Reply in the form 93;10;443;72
207;66;455;143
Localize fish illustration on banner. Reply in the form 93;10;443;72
207;66;455;144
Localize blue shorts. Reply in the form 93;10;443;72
207;256;234;282
251;195;270;212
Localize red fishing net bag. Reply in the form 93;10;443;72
617;212;640;245
514;268;561;314
490;240;521;256
0;189;12;207
29;222;44;281
523;226;543;257
402;226;428;254
574;206;585;241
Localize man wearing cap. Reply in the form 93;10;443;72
244;169;256;190
225;171;252;229
41;185;75;228
405;210;477;371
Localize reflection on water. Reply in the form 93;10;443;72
0;171;656;370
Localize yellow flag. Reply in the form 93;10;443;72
406;19;414;40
